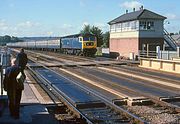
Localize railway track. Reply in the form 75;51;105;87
12;49;123;67
109;65;180;87
55;67;180;123
78;67;180;104
95;66;180;105
11;48;180;123
26;49;94;62
28;64;147;124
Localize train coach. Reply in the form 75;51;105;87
7;40;60;50
6;33;97;56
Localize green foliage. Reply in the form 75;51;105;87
80;25;103;47
80;25;91;35
91;26;103;47
0;35;21;46
102;31;110;48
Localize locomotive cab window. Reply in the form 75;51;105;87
90;37;95;41
83;37;89;41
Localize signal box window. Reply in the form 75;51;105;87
140;21;154;30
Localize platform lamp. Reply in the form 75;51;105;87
164;21;170;25
163;21;170;32
163;21;170;51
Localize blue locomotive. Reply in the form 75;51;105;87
60;34;97;56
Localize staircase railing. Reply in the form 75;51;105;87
164;29;178;50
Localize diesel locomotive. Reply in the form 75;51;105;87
61;33;97;56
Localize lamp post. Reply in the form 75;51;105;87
164;21;170;25
163;21;170;51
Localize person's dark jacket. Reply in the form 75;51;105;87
3;65;20;92
16;52;28;70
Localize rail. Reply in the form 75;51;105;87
27;63;148;123
13;48;180;123
28;66;93;123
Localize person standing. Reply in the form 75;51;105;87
16;48;28;76
3;58;22;119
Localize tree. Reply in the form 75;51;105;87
90;26;103;47
102;31;110;48
0;35;11;45
80;25;91;35
4;35;11;42
11;36;19;42
80;25;103;47
0;35;21;46
175;32;178;35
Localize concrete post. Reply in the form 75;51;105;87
156;46;161;59
177;47;180;57
167;51;169;60
0;54;3;66
163;44;166;51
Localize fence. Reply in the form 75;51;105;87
139;46;180;60
139;50;157;58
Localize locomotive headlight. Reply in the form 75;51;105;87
86;42;94;46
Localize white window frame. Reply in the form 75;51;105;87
110;24;116;32
139;20;154;30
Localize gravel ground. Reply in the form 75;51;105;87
125;105;180;124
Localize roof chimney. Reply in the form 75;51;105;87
140;5;144;10
133;8;135;12
126;10;128;14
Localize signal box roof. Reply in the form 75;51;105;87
108;9;166;25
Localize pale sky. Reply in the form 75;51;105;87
0;0;179;37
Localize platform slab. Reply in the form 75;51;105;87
0;104;58;124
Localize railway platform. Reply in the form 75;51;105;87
0;71;58;124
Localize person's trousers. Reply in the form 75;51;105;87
21;69;26;79
7;89;22;118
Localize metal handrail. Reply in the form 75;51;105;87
139;50;157;58
164;29;178;49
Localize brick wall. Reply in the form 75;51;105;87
110;38;139;57
109;37;164;58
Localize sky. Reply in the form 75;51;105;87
0;0;180;37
